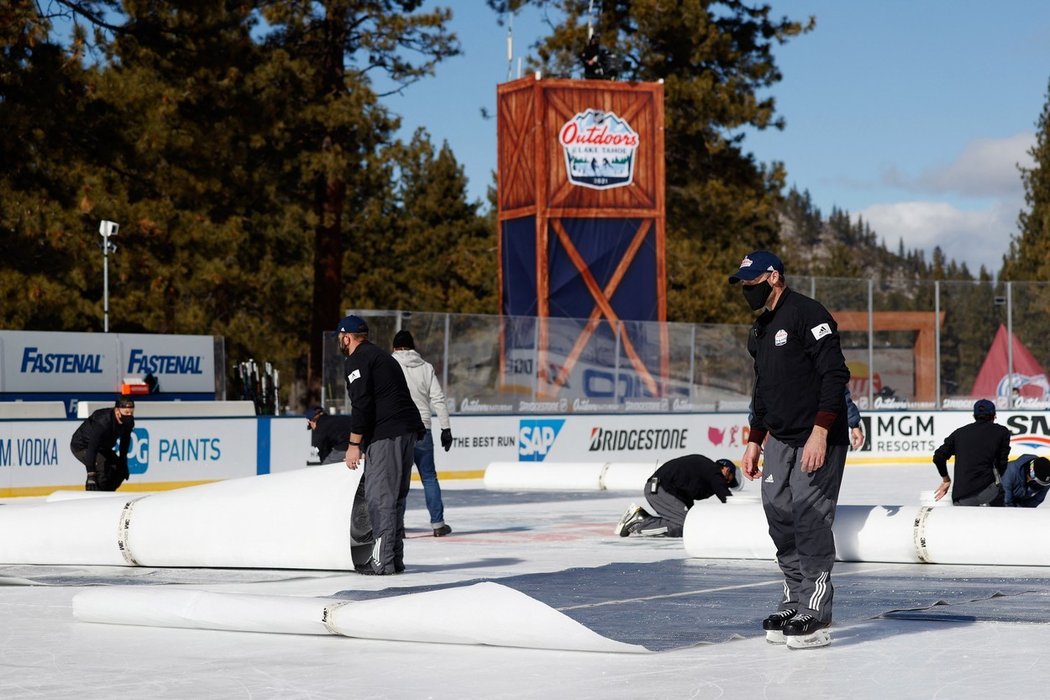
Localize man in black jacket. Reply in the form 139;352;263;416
932;399;1011;506
70;396;136;491
337;315;425;575
305;406;355;465
731;250;850;650
614;455;740;537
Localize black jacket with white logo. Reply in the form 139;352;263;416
343;341;424;445
747;288;850;448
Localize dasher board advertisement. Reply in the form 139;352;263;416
0;330;217;394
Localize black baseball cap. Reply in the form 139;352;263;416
973;399;996;418
336;315;368;333
716;458;741;490
304;406;324;428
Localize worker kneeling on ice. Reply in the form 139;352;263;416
615;454;740;537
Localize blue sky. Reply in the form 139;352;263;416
384;2;1050;276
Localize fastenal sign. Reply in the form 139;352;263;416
0;331;216;394
559;109;639;189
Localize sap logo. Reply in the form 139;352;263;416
20;347;103;374
125;428;151;475
127;349;203;375
518;419;565;462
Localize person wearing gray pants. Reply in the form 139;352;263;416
336;315;424;576
729;250;851;650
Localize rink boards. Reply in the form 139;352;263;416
3;409;1050;496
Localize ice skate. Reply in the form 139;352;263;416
783;614;831;649
614;503;647;537
761;608;796;644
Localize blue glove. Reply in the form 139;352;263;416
440;428;453;452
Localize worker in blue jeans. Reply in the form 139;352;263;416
392;330;454;536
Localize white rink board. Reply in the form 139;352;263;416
4;410;1050;494
438;410;1050;473
0;416;310;493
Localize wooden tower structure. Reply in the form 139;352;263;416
497;75;667;399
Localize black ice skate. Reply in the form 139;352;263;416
783;613;831;649
761;609;797;644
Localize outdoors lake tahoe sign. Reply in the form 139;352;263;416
559;109;639;189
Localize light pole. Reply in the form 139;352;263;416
99;220;119;332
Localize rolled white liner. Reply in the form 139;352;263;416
125;463;361;569
0;464;361;569
600;462;658;491
73;588;327;635
484;462;604;490
484;461;748;494
73;582;647;653
832;505;922;563
0;497;133;565
918;506;1050;566
684;501;1050;566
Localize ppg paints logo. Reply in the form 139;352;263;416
518;419;565;462
126;428;150;475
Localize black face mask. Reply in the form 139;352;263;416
742;280;772;310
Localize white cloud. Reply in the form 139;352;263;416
859;199;1022;274
882;132;1035;197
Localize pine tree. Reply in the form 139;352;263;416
1003;77;1050;280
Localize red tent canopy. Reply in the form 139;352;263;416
970;324;1050;400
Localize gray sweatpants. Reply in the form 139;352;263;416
638;478;690;537
363;432;416;574
762;435;847;624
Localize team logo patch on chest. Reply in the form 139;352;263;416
774;329;788;347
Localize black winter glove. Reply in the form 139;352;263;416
440;428;453;452
85;474;99;491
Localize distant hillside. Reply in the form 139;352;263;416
776;188;984;283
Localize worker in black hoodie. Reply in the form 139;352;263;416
70;396;136;491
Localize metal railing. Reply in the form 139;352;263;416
321;277;1050;414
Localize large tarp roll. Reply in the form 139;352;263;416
0;464;363;569
915;506;1050;566
72;582;647;653
122;464;361;569
0;497;133;565
599;462;658;492
483;462;605;490
683;501;1050;566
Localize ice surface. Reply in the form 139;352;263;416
1;463;1048;699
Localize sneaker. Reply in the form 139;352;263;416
761;609;797;645
433;524;452;537
783;614;831;649
614;503;647;537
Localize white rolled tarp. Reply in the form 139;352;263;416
0;464;362;569
483;462;605;491
683;501;1050;566
0;497;133;566
484;461;663;492
599;462;659;492
483;461;748;494
72;582;647;653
